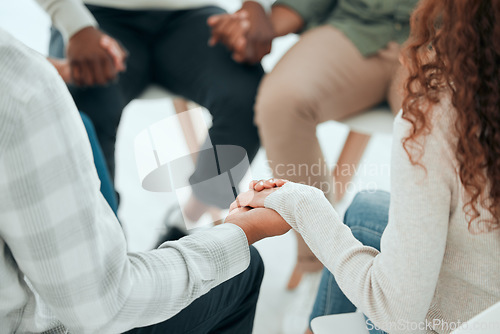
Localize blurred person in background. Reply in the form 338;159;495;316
229;0;500;332
36;0;271;240
0;28;285;333
209;0;418;289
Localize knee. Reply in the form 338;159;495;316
248;246;265;288
254;72;318;131
343;190;390;246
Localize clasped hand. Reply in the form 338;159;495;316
207;2;275;64
225;178;291;244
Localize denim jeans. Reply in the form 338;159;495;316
309;190;390;334
80;112;118;215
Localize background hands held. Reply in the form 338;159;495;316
207;1;275;64
66;26;127;86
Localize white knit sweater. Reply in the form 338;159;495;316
265;104;500;333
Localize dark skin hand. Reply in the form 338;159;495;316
207;1;275;64
66;26;128;87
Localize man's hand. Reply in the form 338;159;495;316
66;26;127;86
225;207;290;244
208;1;275;64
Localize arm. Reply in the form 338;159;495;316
272;0;337;33
264;112;455;332
0;45;250;333
34;0;126;86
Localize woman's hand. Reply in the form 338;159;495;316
229;178;288;213
225;178;290;244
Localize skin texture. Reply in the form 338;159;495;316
225;179;290;244
207;2;304;63
66;26;127;86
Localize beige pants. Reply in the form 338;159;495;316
255;25;403;201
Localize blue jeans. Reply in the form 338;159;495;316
309;190;390;334
80;113;118;215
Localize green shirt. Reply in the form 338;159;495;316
274;0;419;56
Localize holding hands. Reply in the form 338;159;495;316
207;1;275;64
225;179;291;244
48;27;128;86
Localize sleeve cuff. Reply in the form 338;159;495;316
160;223;251;284
48;0;98;41
273;0;313;28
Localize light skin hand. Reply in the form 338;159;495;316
229;178;288;213
47;57;71;83
225;178;290;244
225;207;291;244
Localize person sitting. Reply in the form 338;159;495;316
0;29;291;334
208;0;418;289
229;0;500;332
36;0;269;237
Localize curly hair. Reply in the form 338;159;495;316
402;0;500;233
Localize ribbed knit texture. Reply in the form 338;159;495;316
265;105;500;333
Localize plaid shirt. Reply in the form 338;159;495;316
0;30;250;334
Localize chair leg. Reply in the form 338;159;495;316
173;98;200;162
172;98;223;224
332;131;371;203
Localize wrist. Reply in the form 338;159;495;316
270;5;304;36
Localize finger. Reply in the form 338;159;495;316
232;51;246;63
235;10;249;20
253;180;266;192
228;19;250;49
92;57;108;86
249;180;259;190
274;179;289;187
227;206;250;217
234;36;247;54
101;55;116;83
212;17;235;47
80;59;96;86
100;35;127;72
207;14;223;27
70;61;83;86
254;179;277;191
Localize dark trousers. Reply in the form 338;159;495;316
49;5;264;208
125;246;264;334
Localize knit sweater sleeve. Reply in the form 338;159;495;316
265;110;455;333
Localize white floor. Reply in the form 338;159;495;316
0;2;392;333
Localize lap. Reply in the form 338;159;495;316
149;6;264;112
126;246;264;334
262;25;402;121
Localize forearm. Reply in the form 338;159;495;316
34;0;97;40
270;5;304;36
263;182;446;332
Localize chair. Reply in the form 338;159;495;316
332;106;394;202
310;312;369;334
310;302;500;334
451;301;500;334
136;85;222;222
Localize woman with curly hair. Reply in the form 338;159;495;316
226;0;500;332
